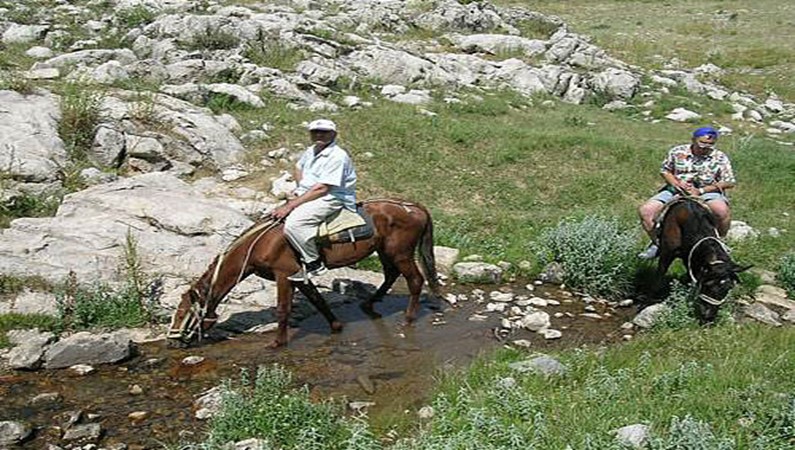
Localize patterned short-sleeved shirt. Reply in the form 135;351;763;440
660;144;736;187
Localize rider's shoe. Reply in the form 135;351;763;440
637;243;659;260
287;260;327;282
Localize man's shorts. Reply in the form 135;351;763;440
650;190;729;205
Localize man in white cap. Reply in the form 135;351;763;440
272;119;357;281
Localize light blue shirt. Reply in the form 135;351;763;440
295;142;357;210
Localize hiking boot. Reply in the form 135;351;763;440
637;243;659;260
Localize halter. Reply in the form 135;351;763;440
167;216;283;342
687;235;733;306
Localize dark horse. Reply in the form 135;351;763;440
167;199;440;347
656;197;750;321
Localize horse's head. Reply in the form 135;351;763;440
695;260;752;322
167;285;218;347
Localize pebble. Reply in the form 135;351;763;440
129;385;144;395
181;356;205;366
356;374;375;395
580;313;603;319
541;329;562;340
69;364;96;376
512;339;532;348
348;401;375;412
417;406;435;420
128;411;149;421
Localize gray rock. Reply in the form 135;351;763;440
0;290;58;316
744;303;781;327
389;89;432;105
0;420;32;445
2;24;48;44
62;423;102;441
591;68;640;100
613;424;651;448
6;329;56;370
754;285;795;310
91;125;126;167
206;83;264;108
30;392;62;405
195;385;224;420
91;60;130;85
452;262;502;284
665;107;701;122
35;49;137;71
433;246;459;274
43;331;132;369
25;46;53;59
539;262;565;284
519;311;551;331
232;438;269;450
509;355;567;376
270;171;297;200
726;220;758;241
125;134;165;161
633;303;670;329
783;309;795;323
450;33;546;57
0;90;67;182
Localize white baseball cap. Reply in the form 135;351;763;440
307;119;337;131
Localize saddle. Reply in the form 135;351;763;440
316;205;374;246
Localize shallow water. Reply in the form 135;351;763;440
0;283;635;449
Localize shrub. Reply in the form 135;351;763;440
0;71;34;94
776;253;795;298
533;216;638;298
242;42;304;71
58;82;104;162
198;365;380;449
116;5;156;29
187;27;241;51
651;279;699;331
0;191;61;228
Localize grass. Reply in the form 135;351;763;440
216;89;793;273
242;41;305;71
186;27;241;51
0;190;61;228
394;325;795;449
56;82;104;163
777;253;795;298
182;325;795;448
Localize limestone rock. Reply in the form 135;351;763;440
452;262;502;284
633;303;670;329
43;331;133;369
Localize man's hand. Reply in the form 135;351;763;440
272;202;294;220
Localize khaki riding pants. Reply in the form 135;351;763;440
283;196;343;263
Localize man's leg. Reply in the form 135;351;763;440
283;197;342;267
637;191;671;259
704;196;731;237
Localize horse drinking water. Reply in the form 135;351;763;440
167;199;440;347
656;197;750;321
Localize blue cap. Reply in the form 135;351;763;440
693;126;719;139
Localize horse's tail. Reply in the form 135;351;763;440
417;207;440;297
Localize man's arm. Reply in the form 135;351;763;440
272;183;330;220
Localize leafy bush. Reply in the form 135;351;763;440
58;82;104;162
533;216;638;298
198;366;380;450
0;191;61;228
242;41;304;71
652;279;699;331
0;71;34;94
776;252;795;298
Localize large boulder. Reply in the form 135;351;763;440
43;331;132;369
5;329;56;370
591;68;640;100
0;90;67;182
0;421;32;446
0;172;253;283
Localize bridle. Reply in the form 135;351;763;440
687;235;733;306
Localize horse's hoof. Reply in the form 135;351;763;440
330;321;344;333
359;303;382;319
267;339;286;349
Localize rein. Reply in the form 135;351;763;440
686;234;732;306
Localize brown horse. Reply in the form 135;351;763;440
167;199;440;347
656;197;750;321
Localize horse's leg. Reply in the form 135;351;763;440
393;257;424;323
270;274;294;348
296;281;343;333
360;255;401;319
655;247;676;299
